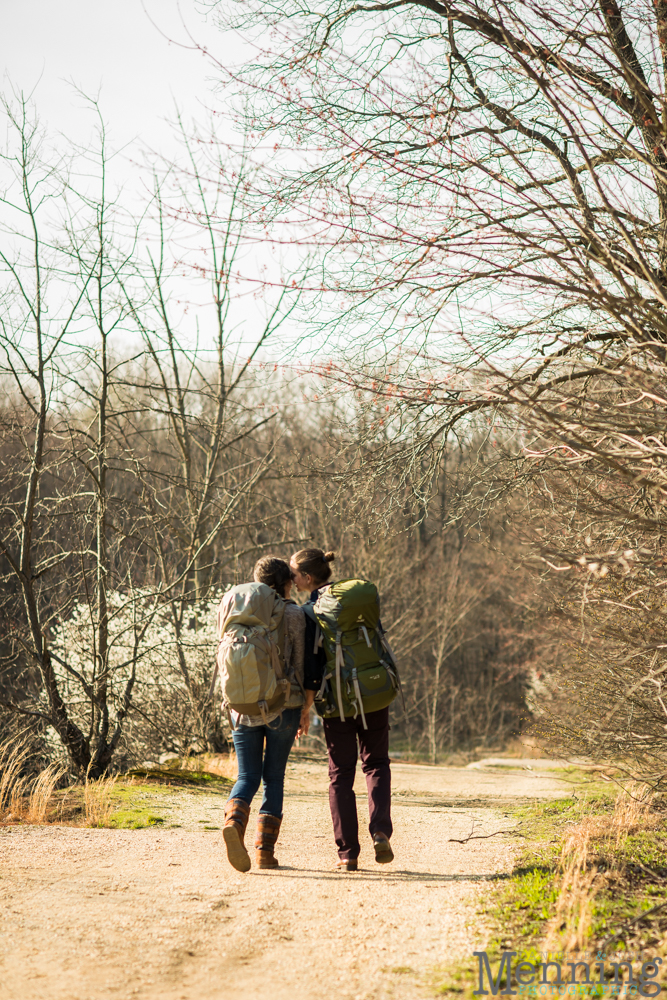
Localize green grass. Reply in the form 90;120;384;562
105;808;165;829
429;788;667;999
93;768;232;829
489;867;560;948
46;768;232;828
97;782;170;829
602;828;667;874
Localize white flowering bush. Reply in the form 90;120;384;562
50;588;229;758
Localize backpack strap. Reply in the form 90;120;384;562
334;631;346;721
379;627;406;711
378;627;397;665
268;632;285;679
316;670;330;701
351;668;368;730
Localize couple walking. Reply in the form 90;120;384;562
219;547;395;873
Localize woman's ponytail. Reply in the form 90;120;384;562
292;547;335;584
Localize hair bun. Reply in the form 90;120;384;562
324;551;336;562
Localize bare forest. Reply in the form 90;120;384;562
0;94;531;780
3;0;667;790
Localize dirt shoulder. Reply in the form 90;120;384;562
0;759;569;1000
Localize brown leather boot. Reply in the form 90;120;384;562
373;832;394;864
255;814;282;869
335;858;358;872
223;798;251;872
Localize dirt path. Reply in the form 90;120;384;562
0;758;568;1000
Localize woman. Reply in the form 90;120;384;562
223;556;308;872
291;547;394;873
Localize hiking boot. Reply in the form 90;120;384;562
373;833;394;864
335;858;358;872
223;798;251;872
255;814;282;869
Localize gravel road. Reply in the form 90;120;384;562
0;758;568;1000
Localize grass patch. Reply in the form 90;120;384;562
105;808;165;829
103;780;187;829
43;779;176;828
3;756;233;828
431;786;667;999
490;867;560;950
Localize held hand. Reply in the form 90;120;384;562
298;707;311;738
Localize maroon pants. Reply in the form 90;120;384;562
323;707;392;860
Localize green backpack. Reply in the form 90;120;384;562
303;579;402;727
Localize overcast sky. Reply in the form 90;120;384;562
0;2;305;356
2;1;233;157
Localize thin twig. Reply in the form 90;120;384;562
448;820;515;844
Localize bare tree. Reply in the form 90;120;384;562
208;0;665;360
0;96;303;772
203;0;667;493
261;411;534;757
0;93;140;775
122;126;303;750
200;0;667;777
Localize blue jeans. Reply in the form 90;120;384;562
228;707;301;817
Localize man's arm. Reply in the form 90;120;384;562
303;611;326;690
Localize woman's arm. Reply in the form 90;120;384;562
298;689;315;737
299;609;326;738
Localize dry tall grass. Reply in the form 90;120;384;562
0;738;66;824
83;773;117;827
544;788;654;957
26;762;68;823
202;753;238;781
0;739;30;817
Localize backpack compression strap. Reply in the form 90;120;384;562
379;628;406;711
303;603;346;719
350;667;368;730
334;631;346;721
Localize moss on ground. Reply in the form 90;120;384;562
39;758;233;827
104;807;165;829
126;767;232;791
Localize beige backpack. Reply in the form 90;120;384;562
214;583;289;722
